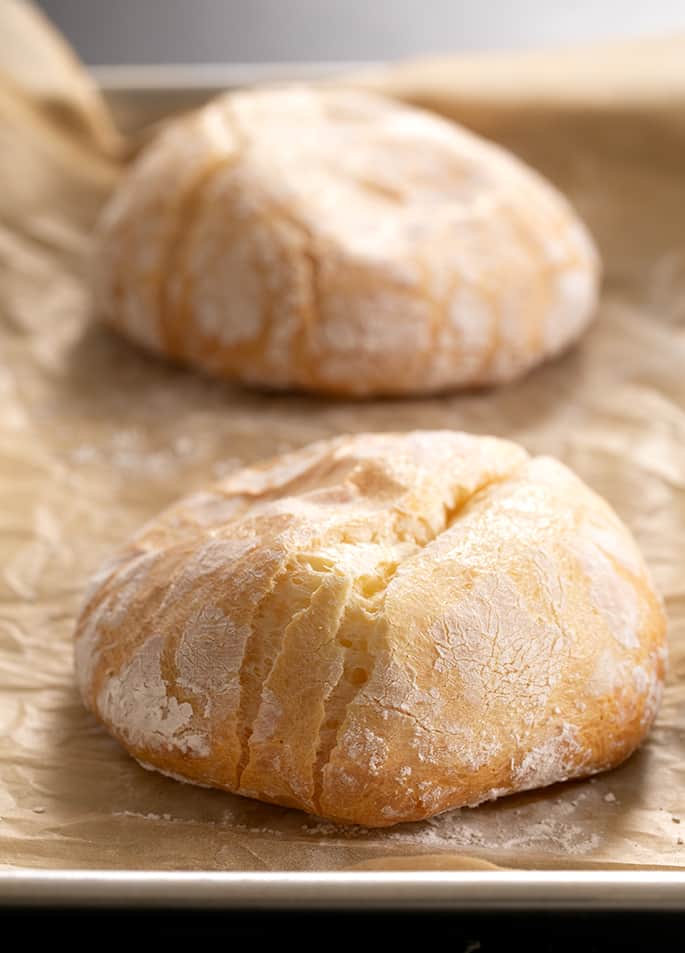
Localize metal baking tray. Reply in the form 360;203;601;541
2;63;684;913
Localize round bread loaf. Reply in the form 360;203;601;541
75;431;666;827
94;85;600;397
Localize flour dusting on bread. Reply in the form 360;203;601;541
75;431;666;827
94;86;600;397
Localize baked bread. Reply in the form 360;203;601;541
75;431;666;827
94;85;600;397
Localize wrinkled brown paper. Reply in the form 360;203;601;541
1;3;685;872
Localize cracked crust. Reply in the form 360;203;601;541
93;85;601;397
74;431;666;826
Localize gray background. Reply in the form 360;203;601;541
36;0;685;65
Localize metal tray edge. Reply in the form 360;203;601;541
91;61;381;92
1;870;685;909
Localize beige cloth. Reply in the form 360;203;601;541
1;2;684;871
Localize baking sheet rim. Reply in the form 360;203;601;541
1;870;685;909
91;61;381;93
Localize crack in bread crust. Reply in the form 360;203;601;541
310;574;393;814
233;557;314;785
160;154;239;356
312;463;525;813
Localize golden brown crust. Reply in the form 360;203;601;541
93;85;600;397
75;431;667;827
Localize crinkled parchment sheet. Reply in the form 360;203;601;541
1;3;685;872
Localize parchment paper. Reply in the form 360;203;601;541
1;4;685;871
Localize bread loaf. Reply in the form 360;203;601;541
94;86;600;396
75;431;666;827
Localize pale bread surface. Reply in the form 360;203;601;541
75;431;666;827
94;86;600;396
